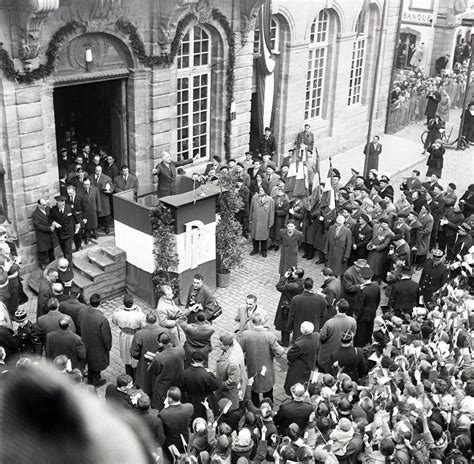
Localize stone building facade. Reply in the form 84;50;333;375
0;0;400;272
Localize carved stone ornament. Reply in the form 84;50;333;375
155;0;212;53
240;0;265;46
61;0;125;32
240;14;258;46
15;0;60;65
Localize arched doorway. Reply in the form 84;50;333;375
53;33;133;168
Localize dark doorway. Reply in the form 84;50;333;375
53;78;128;165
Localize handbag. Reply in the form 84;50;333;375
208;301;222;322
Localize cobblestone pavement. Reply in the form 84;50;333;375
19;114;473;402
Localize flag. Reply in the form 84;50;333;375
286;147;309;199
256;0;276;132
320;159;336;211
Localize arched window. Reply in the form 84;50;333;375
176;26;211;161
305;10;330;120
348;12;367;106
254;17;279;54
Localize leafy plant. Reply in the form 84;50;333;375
150;201;179;298
216;175;246;273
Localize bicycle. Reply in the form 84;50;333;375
421;124;468;150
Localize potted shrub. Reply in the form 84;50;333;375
215;175;246;287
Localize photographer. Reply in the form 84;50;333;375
185;274;218;324
424;86;441;125
274;267;304;347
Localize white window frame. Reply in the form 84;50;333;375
348;13;367;107
305;10;329;121
176;26;211;162
254;17;279;55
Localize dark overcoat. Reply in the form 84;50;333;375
32;207;56;252
77;306;112;372
363;142;382;172
92;173;113;217
367;225;394;276
130;324;163;394
45;329;86;371
288;291;327;338
81;185;101;230
278;229;303;275
351;222;373;261
419;259;450;303
148;345;185;410
274;276;304;331
284;332;320;395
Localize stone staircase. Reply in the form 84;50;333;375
28;237;127;301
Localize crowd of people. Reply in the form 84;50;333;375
1;120;474;464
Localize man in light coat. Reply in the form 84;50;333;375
239;314;284;406
324;215;352;277
111;294;145;380
249;187;275;257
317;299;356;372
234;294;268;334
156;284;182;347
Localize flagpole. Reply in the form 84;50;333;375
363;0;389;178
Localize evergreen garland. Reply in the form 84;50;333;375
0;9;236;159
149;201;180;297
0;21;86;84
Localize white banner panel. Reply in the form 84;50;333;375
114;220;155;273
176;220;216;273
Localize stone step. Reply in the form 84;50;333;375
71;271;95;292
88;250;118;271
73;256;105;282
101;243;126;263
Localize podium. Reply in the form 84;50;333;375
113;179;221;305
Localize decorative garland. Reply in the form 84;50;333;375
0;21;86;84
149;201;180;297
0;9;235;159
116;9;235;161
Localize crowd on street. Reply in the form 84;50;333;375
1;120;474;464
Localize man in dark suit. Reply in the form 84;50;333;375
235;177;250;238
103;155;120;182
149;332;185;410
114;165;139;199
363;135;382;173
37;297;76;346
81;178;101;243
32;198;56;269
288;277;327;339
388;234;411;271
295;123;315;152
45;317;86;371
59;286;87;328
50;195;79;264
156;387;194;463
284;321;320;395
65;185;86;252
92;165;113;234
329;330;367;381
153;151;177;198
258;127;276;158
274;383;314;436
353;266;380;348
388;269;419;320
77;293;112;387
